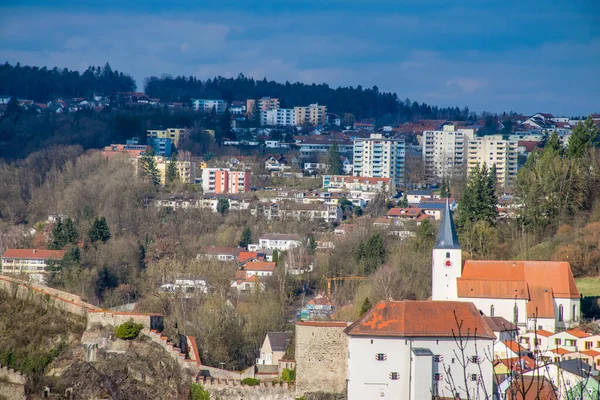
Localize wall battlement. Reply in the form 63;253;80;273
0;364;26;385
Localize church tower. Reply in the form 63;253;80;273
431;199;462;301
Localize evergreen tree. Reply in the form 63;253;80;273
166;154;179;184
359;297;372;317
272;249;279;264
415;219;436;250
567;116;599;159
456;163;498;229
138;243;147;270
95;266;119;300
327;143;343;175
544;131;563;158
440;177;450;198
251;101;261;127
216;198;230;216
89;216;111;243
63;217;78;244
308;236;317;255
239;227;252;248
141;150;161;187
50;218;66;249
355;233;386;275
397;193;409;208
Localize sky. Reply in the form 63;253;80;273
1;0;599;116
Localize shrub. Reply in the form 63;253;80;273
189;382;210;400
115;320;144;340
241;377;260;386
281;367;296;382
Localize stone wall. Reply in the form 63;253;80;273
199;378;295;400
295;321;350;395
0;365;26;400
86;310;158;331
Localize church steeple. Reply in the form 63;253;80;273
435;198;460;249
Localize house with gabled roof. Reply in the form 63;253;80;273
345;300;495;400
256;332;292;365
432;200;580;333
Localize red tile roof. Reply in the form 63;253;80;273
243;261;276;271
386;207;423;217
345;301;495;339
2;249;66;260
581;350;600;357
565;328;589;338
238;251;264;262
549;348;570;355
536;330;554;338
503;340;524;354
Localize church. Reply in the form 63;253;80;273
431;200;580;333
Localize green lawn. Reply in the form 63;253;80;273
576;277;600;296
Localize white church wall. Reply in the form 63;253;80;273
554;298;580;330
459;297;528;331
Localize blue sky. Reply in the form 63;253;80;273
1;0;599;115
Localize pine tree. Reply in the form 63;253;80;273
440;177;450;198
141;150;161;187
308;236;317;255
239;227;252;248
166;154;179;184
50;218;66;249
544;131;563;158
457;163;498;228
328;143;343;175
567;116;599;159
359;297;372;317
89;217;111;243
95;266;119;300
216;198;230;216
63;217;78;244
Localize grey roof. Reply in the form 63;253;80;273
412;348;434;356
435;199;460;249
482;316;518;333
266;332;292;352
407;189;433;195
553;358;594;378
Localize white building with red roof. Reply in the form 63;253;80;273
1;248;66;275
432;200;580;333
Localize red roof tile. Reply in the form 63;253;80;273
345;301;495;339
2;248;66;260
243;261;276;271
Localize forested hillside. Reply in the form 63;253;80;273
0;62;136;102
144;74;472;122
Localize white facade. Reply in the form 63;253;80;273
261;108;296;126
347;336;493;400
191;99;227;113
467;135;519;187
353;133;405;187
422;124;475;180
258;234;302;251
431;245;462;301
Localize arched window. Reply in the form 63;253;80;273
558;305;564;322
446;252;450;258
490;305;495;317
513;305;519;325
573;305;577;322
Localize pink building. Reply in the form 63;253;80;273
202;168;250;194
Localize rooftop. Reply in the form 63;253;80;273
2;248;66;260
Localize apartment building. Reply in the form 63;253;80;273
294;104;327;126
422;124;475;180
191;99;227;113
147;128;186;147
353;133;405;187
201;168;250;194
467;135;519;187
247;97;280;116
101;144;150;159
1;249;66;274
261;108;296;126
147;137;173;156
155;156;197;184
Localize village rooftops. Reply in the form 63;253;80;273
345;300;495;339
243;261;276;271
2;249;66;260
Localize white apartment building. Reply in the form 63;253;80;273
467;135;519;187
258;233;302;251
353;133;405;187
191;99;227;113
422;123;475;180
346;300;494;400
261;108;296;126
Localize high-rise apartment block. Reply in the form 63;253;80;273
202;168;250;194
147;128;186;147
422;124;475;179
353;133;405;188
467;135;519;187
294;104;327;126
261;108;296;126
247;97;280;116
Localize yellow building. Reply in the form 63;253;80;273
155;156;197;185
467;135;518;187
294;104;327;126
147;128;186;146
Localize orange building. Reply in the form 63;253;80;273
201;168;250;194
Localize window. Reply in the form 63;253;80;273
559;305;564;322
433;355;444;362
469;356;481;364
469;374;479;382
586;341;593;350
573;305;578;322
376;353;387;361
534;339;541;346
433;373;444;381
555;338;562;345
446;252;450;258
490;305;495;317
389;372;399;380
513;305;519;325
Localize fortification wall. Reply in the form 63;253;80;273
295;321;349;395
0;365;26;400
199;378;294;400
86;310;158;330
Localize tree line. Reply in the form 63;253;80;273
0;62;136;102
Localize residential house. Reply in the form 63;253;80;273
160;279;208;295
231;274;264;294
258;233;302;251
265;155;291;172
1;249;66;275
345;300;495;400
323;175;395;194
242;261;277;277
483;316;519;343
201;168;251;194
406;189;436;204
524;359;599;400
191;99;227;113
256;332;292;365
297;294;335;320
197;246;242;261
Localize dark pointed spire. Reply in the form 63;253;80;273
435;198;460;249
